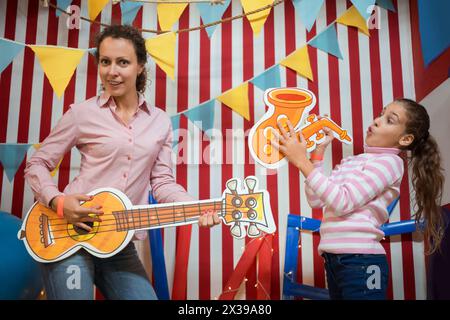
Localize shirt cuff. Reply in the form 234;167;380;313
41;187;64;208
304;167;323;189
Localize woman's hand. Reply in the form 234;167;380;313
198;210;221;228
51;194;104;232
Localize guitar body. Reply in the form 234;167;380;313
18;188;134;263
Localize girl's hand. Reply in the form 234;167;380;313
198;210;221;227
271;119;309;168
51;194;104;232
314;114;335;155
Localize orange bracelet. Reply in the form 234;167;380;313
56;196;65;218
310;152;324;161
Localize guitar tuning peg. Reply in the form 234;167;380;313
245;177;256;193
230;222;243;238
226;179;238;194
247;223;261;237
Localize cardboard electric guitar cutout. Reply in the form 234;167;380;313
18;176;275;263
249;87;353;169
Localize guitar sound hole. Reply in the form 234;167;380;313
73;222;94;235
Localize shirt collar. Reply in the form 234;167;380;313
364;144;401;155
97;91;151;115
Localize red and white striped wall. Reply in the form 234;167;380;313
1;0;447;300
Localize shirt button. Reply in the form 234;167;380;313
128;138;132;143
129;126;132;130
123;173;127;178
127;155;131;160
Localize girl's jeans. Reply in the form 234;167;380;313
322;252;389;300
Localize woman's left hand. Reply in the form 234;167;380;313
271;119;309;169
198;210;221;227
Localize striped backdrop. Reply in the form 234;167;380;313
0;0;428;300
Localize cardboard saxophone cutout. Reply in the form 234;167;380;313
249;87;353;169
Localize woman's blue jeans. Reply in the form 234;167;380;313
40;242;157;300
322;253;389;300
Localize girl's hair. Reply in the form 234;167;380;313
94;25;147;93
396;98;445;254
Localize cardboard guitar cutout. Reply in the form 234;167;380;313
249;87;353;169
18;176;276;263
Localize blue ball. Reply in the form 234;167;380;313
0;211;43;299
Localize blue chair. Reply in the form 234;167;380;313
283;197;421;300
148;195;170;300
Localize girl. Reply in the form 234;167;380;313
24;25;219;300
272;99;444;299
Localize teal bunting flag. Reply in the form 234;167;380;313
308;24;343;59
0;38;25;73
170;114;181;148
196;0;231;38
0;143;33;182
292;0;325;32
120;1;144;25
182;100;215;137
376;0;395;12
250;65;281;91
350;0;377;20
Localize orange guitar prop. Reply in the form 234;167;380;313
18;176;275;263
249;87;353;169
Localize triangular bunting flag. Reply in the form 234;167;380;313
157;4;188;31
56;0;73;17
196;0;231;38
33;144;62;177
0;38;25;73
376;0;395;12
350;0;376;21
170;114;181;148
279;46;313;80
0;143;32;182
87;47;97;57
145;32;176;80
120;1;143;25
87;0;110;21
336;6;370;36
292;0;325;32
29;45;86;98
240;0;274;35
217;83;250;120
182;100;215;136
250;65;281;91
308;24;343;59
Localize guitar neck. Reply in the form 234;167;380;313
111;199;223;232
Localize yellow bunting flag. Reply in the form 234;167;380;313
87;0;110;21
157;4;188;31
145;32;176;80
217;82;250;120
240;0;274;35
280;46;313;81
33;144;62;177
336;6;370;36
29;46;85;98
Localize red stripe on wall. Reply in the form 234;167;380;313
306;22;326;289
220;4;234;293
198;24;211;300
11;0;39;218
263;9;280;300
242;12;257;300
173;8;191;300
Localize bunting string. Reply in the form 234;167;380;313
48;0;285;35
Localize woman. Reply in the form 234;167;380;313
24;25;219;300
